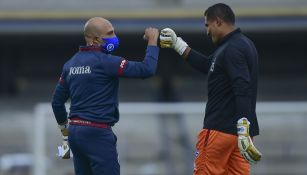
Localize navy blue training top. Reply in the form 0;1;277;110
186;29;259;136
52;45;159;126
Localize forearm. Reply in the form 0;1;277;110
51;84;69;125
159;28;209;73
52;102;68;125
52;97;69;138
120;46;159;78
182;47;191;60
140;45;159;77
139;45;159;77
147;38;157;46
184;48;210;74
235;95;252;118
231;75;252;118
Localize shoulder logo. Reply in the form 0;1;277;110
118;59;128;76
120;60;127;69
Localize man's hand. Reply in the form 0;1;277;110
144;27;159;46
159;28;188;55
237;118;262;164
58;122;70;159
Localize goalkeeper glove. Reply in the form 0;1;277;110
237;117;262;164
58;139;71;159
160;28;188;55
58;122;70;159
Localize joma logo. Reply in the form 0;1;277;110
69;66;91;75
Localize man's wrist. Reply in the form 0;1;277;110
58;123;68;130
182;47;191;60
58;121;69;136
174;37;188;55
58;120;68;127
237;117;250;136
147;37;158;46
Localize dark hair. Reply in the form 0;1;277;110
204;3;235;24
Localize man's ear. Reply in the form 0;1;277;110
93;36;104;45
215;17;223;27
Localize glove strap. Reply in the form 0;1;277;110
237;117;250;136
174;37;188;55
63;136;68;141
58;123;68;130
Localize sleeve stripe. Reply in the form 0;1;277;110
117;59;128;76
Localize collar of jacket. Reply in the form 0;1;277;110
216;28;241;47
79;45;101;52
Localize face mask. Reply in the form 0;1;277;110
101;36;119;53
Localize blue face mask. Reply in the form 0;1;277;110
101;36;120;53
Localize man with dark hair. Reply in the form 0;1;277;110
160;3;261;175
204;3;235;24
51;17;159;175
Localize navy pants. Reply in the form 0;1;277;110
68;125;120;175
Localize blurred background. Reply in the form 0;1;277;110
0;0;306;175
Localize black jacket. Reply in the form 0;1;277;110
187;28;259;136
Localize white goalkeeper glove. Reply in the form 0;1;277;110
57;139;71;159
160;28;188;55
58;123;71;159
237;118;262;164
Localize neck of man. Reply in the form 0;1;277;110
221;24;236;38
214;24;236;44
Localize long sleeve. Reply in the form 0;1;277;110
51;72;70;125
186;49;211;74
223;45;252;118
103;46;159;78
